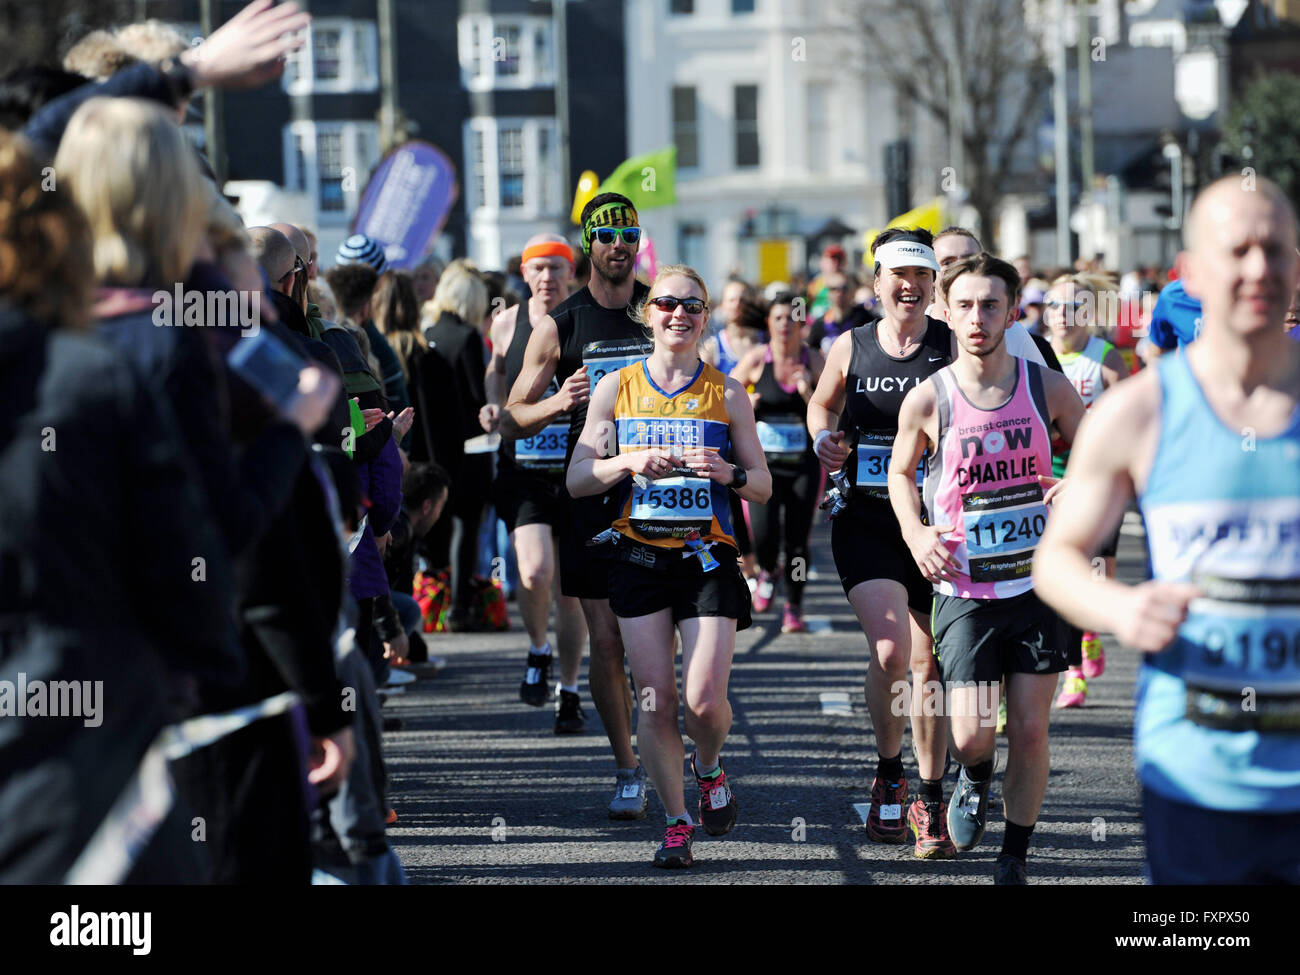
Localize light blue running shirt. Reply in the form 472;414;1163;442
1136;353;1300;812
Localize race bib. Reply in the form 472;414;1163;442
515;423;567;472
854;430;923;497
628;475;714;539
583;338;651;396
961;482;1047;583
756;416;806;467
1181;578;1300;697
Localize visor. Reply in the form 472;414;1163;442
873;239;940;273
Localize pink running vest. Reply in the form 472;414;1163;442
922;357;1054;599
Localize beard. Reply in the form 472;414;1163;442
592;249;633;286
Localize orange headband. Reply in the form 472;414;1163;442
522;241;574;265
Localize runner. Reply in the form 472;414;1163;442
484;234;589;732
891;251;1085;884
806;227;957;858
567;264;770;868
730;292;824;632
1043;273;1130;708
702;279;762;376
502;193;652;817
1034;176;1300;884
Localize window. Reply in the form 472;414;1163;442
458;15;555;91
671;0;694;13
464;117;562;216
734;85;760;168
672;86;698;169
282;19;378;94
679;223;707;272
732;0;756;12
283;121;381;224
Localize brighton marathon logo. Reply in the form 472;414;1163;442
0;672;103;727
152;283;261;336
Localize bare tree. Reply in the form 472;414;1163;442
834;0;1053;243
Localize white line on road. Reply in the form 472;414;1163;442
852;802;871;824
820;691;852;716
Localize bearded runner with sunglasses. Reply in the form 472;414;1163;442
503;193;653;818
807;227;959;859
568;265;770;868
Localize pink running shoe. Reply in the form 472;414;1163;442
1081;632;1106;679
781;604;806;633
1054;669;1088;709
751;571;774;613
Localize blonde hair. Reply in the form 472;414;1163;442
1048;272;1117;331
633;264;711;346
63;31;138;81
424;264;488;326
55;97;208;287
114;20;193;63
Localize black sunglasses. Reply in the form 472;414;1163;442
649;295;707;315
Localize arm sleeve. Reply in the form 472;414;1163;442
24;62;177;158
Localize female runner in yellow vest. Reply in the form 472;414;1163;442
568;265;771;869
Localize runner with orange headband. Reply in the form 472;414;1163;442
485;233;590;733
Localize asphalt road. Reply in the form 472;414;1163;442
386;510;1151;884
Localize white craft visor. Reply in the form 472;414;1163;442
874;239;941;273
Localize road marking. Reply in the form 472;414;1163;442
853;802;871;824
820;691;852;716
805;616;834;635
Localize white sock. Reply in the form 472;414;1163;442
559;682;578;694
667;811;693;825
530;643;552;657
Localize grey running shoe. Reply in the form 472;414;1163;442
947;753;997;852
609;766;649;820
994;852;1028;885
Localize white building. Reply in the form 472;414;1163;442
624;0;948;293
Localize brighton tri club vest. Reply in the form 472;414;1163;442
612;360;736;550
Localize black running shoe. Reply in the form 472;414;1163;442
692;752;738;837
519;651;551;707
554;689;587;734
994;852;1028;885
652;821;695;869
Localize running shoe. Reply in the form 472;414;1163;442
1081;632;1106;679
653;821;695;869
994;852;1028;885
1054;669;1088;709
385;668;416;687
752;572;775;613
609;766;649;820
780;604;806;634
948;755;996;852
692;752;738;836
906;799;957;859
519;650;552;707
554;689;587;735
865;773;908;843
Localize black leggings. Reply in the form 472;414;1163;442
428;455;490;620
750;463;819;607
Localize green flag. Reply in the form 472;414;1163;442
598;145;676;211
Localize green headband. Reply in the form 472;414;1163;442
582;202;639;254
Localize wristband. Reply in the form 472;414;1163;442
814;429;833;453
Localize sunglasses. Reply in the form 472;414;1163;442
592;226;642;246
1044;298;1086;309
649;295;707;315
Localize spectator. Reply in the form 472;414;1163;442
62;30;137;82
413;265;493;629
329;250;412;417
412;254;442;304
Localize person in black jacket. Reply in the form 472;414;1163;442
0;131;234;882
415;265;494;628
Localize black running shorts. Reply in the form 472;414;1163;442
930;589;1069;685
557;490;621;600
609;544;752;630
495;472;564;534
831;497;932;614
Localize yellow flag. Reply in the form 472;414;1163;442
570;170;600;225
862;198;946;264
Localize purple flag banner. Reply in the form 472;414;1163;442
351;141;458;269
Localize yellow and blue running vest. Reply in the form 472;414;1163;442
612;360;737;550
